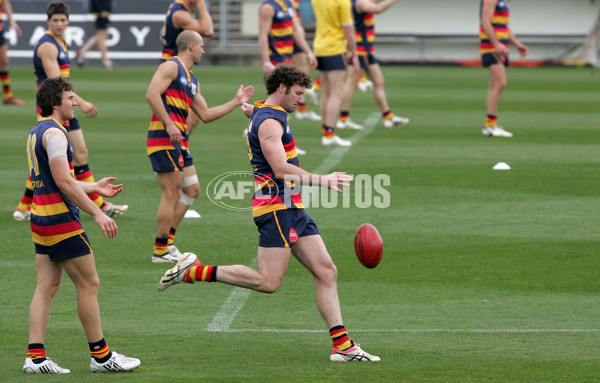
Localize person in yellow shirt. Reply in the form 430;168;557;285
311;0;359;146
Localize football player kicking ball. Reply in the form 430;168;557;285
158;64;379;362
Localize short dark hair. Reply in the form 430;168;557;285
47;1;69;19
265;64;312;95
37;77;74;117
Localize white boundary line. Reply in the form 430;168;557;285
210;328;600;333
206;112;381;332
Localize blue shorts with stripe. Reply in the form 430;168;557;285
34;232;92;261
481;52;510;67
348;54;377;68
254;209;319;248
316;54;347;71
149;147;193;172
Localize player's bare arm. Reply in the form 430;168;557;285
259;119;352;192
356;0;397;15
258;3;275;76
172;1;214;37
45;129;118;239
190;84;254;123
145;60;182;145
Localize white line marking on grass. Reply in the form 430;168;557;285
209;328;600;334
205;112;380;332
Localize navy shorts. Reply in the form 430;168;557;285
149;147;185;172
316;54;347;71
349;54;377;68
65;115;81;132
254;209;319;248
0;24;5;46
35;232;92;261
482;52;509;68
95;16;110;30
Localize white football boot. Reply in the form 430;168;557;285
383;115;410;128
102;202;129;217
90;351;140;373
158;252;199;291
330;342;380;362
295;110;322;121
336;118;364;130
23;358;70;374
482;126;513;137
322;135;352;147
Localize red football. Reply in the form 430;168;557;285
354;223;384;269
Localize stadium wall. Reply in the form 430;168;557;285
4;0;600;67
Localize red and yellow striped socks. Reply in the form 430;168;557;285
154;237;169;256
74;164;105;208
27;343;47;364
330;325;353;351
486;114;498;127
89;338;112;363
184;263;217;283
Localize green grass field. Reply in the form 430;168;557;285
1;64;599;382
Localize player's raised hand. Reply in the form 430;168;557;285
235;85;255;105
79;100;99;118
95;177;123;198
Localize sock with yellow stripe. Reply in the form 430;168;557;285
297;103;308;113
1;71;14;99
383;110;393;121
330;325;353;351
168;228;176;246
339;110;349;122
313;78;321;91
485;114;498;127
184;263;217;283
154;237;169;256
27;343;47;364
359;73;367;83
74;164;105;208
322;124;335;139
17;176;34;211
89;338;112;363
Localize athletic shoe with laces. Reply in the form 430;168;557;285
305;87;319;105
330;342;380;362
3;96;26;106
482;125;513;138
383;114;410;128
168;244;183;259
102;201;129;217
90;351;140;373
295;110;322;121
158;252;199;291
23;357;70;374
336;118;363;130
13;208;31;221
322;135;352;147
152;251;180;263
357;79;374;93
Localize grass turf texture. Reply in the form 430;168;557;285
1;64;599;382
